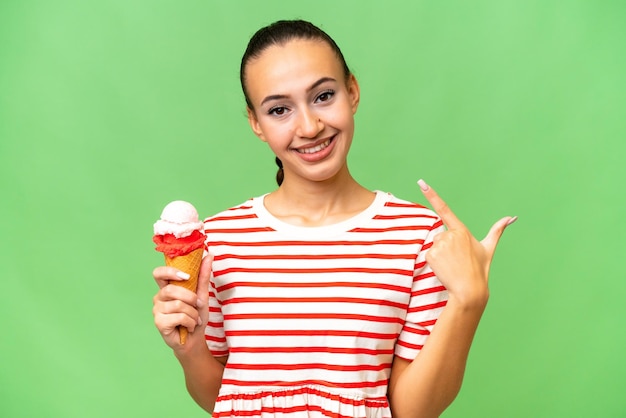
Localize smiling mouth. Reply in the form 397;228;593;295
296;137;333;154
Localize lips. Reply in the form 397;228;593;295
295;138;332;154
292;135;336;162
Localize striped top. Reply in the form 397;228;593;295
204;191;447;418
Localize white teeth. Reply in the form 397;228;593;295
297;139;331;154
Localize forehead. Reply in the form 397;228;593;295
245;39;344;100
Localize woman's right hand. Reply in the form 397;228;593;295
152;255;213;351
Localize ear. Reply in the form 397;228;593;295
346;74;361;114
247;107;267;142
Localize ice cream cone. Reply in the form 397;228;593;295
164;247;204;344
154;200;206;345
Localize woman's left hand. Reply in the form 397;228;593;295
418;179;516;307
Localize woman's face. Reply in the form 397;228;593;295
244;39;360;185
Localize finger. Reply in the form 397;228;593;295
196;254;214;307
153;290;202;334
154;310;198;336
154;284;199;308
153;266;192;289
480;216;517;258
417;179;465;230
155;297;200;318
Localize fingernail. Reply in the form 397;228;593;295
417;179;429;192
176;271;190;280
507;216;518;226
196;298;204;308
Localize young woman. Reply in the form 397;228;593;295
152;20;516;418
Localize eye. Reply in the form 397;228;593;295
315;89;335;103
268;106;288;116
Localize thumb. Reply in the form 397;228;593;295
196;254;214;304
481;216;518;259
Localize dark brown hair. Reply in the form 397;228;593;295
240;20;351;185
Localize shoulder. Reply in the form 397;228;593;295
376;191;440;226
202;196;263;224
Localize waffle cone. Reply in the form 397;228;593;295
164;247;204;344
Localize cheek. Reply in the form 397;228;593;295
338;111;355;137
258;120;294;146
322;105;354;130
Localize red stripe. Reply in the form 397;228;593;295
213;253;414;261
205;214;258;222
205;335;226;343
418;319;437;327
216;281;411;294
203;205;253;222
206;227;274;233
349;225;434;233
414;271;436;281
225;329;398;339
401;325;430;336
227;362;391;372
215;404;327;418
221;296;408;309
384;202;428;209
216;385;389;406
412;285;447;297
220;378;389;389
374;213;438;220
408;300;447;312
414;260;427;270
396;339;424;351
213;267;413;277
223;313;406;324
227;346;394;355
214;404;370;418
207;239;425;247
421;241;433;250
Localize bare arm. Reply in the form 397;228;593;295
153;256;226;412
389;295;487;418
174;339;227;412
388;180;516;418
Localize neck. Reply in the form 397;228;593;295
264;166;374;227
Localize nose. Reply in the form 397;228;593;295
296;108;324;138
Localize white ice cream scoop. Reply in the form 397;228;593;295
153;200;204;238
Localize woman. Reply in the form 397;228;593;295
152;19;516;418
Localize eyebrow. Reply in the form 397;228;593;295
260;77;337;106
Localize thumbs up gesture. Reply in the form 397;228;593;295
418;179;517;307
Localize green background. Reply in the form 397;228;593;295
1;1;624;417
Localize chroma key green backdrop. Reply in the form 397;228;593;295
1;1;624;417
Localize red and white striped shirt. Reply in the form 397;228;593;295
204;191;447;418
